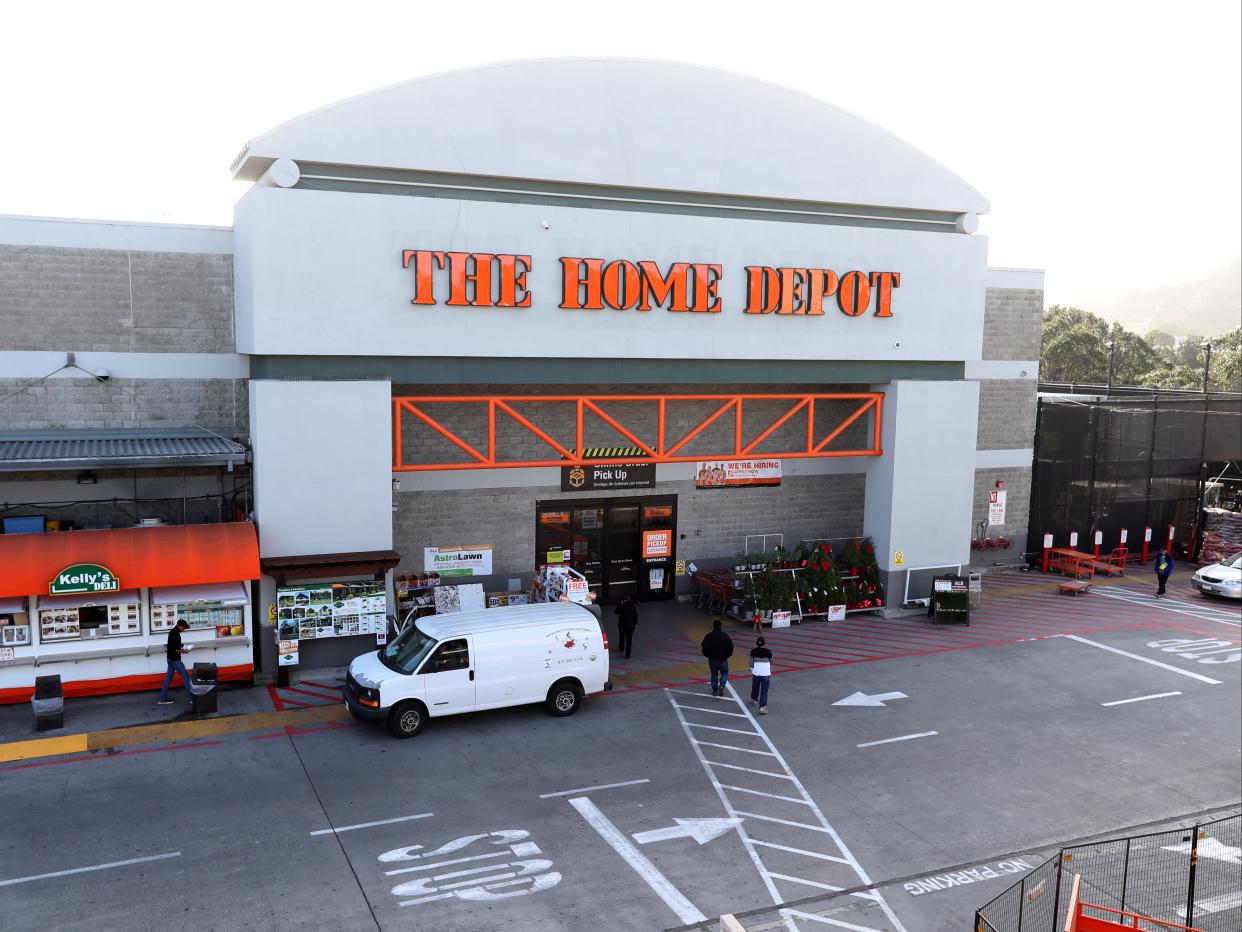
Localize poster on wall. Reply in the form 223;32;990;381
642;529;673;559
695;460;782;488
278;639;299;666
424;545;493;578
276;581;387;640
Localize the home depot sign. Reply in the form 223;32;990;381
401;250;900;318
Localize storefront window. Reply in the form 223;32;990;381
37;591;142;641
152;582;250;638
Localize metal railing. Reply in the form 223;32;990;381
975;813;1240;932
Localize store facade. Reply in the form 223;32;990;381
1;58;1043;686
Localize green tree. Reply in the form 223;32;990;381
1041;305;1110;382
1145;329;1177;352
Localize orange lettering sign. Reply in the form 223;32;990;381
402;250;531;308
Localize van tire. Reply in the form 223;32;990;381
387;700;427;738
546;680;582;716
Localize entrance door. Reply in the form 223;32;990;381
536;496;676;604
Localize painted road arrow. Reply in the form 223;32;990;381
833;691;909;707
632;818;743;846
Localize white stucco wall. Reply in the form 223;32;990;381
250;380;393;557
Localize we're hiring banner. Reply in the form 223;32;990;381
695;460;782;488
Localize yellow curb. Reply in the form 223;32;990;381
0;703;349;765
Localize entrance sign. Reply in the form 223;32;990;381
561;463;655;491
696;460;782;488
642;530;672;559
424;546;493;577
50;564;119;595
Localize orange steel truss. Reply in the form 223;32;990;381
392;393;883;471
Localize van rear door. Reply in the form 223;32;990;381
419;636;476;716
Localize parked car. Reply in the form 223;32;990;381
344;601;611;737
1191;552;1242;600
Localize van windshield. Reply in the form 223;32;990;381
380;622;436;675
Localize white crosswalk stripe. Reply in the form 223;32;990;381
666;684;907;932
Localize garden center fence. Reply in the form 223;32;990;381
975;813;1241;932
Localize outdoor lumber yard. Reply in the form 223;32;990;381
1;51;1240;932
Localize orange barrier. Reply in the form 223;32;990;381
1063;874;1205;932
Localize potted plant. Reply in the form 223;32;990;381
734;553;748;573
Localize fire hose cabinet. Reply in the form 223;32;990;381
931;575;970;626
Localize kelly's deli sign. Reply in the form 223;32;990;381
401;250;900;318
50;563;120;595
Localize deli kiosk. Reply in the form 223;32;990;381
0;522;259;703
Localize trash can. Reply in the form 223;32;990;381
968;572;983;610
32;674;64;732
190;662;218;715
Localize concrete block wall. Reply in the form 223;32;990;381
976;380;1038;450
0;377;248;433
392;472;866;590
982;287;1042;361
973;274;1044;557
970;467;1032;547
0;245;234;353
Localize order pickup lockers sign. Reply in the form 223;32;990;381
931;575;970;626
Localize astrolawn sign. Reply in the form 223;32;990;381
50;563;120;595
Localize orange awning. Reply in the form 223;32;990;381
0;522;260;597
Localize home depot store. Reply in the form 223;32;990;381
2;58;1043;685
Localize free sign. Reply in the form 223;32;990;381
50;563;120;595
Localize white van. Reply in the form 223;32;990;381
343;602;612;738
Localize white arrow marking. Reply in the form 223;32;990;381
1162;837;1242;864
633;817;744;846
833;691;909;707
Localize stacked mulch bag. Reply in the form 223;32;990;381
1200;508;1242;564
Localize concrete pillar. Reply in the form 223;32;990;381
864;380;979;611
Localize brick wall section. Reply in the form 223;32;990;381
976;380;1038;451
0;378;248;432
392;473;866;583
394;383;875;466
0;245;234;352
971;466;1032;552
982;287;1043;361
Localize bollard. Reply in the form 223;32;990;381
1069;530;1079;549
1166;524;1175;555
32;674;64;732
1042;532;1053;573
1093;529;1103;559
1142;526;1151;563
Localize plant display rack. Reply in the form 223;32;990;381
726;537;885;625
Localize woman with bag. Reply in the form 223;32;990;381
749;637;773;714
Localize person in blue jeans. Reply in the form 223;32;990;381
749;637;773;714
158;620;192;705
700;619;734;698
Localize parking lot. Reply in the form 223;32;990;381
1;574;1238;931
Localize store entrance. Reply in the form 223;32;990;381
536;495;676;604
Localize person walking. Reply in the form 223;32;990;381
614;594;638;659
158;619;193;705
1154;548;1175;597
749;636;773;714
701;619;734;698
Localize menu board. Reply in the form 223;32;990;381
152;602;244;635
276;581;387;641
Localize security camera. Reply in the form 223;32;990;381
540;220;550;230
893;341;901;348
94;369;111;383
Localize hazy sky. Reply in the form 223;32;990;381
2;1;1238;310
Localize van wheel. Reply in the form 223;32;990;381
387;701;427;738
546;681;582;716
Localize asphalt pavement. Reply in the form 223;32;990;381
1;574;1239;931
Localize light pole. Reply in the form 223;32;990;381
1106;340;1117;391
1201;341;1213;394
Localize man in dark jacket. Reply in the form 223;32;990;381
1154;549;1175;597
614;595;638;659
701;620;734;698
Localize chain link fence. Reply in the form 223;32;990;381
976;813;1240;932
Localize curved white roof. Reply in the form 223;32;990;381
233;58;988;215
